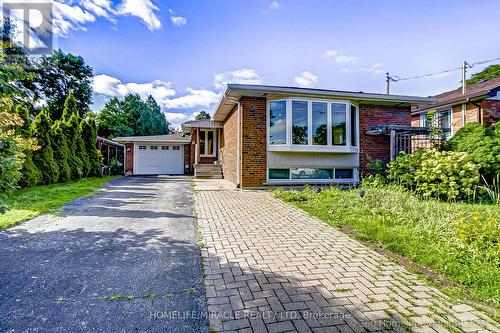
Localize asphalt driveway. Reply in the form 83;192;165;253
0;176;208;333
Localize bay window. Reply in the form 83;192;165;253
269;100;287;145
268;98;358;150
350;104;358;147
292;100;308;144
312;102;327;145
331;103;347;146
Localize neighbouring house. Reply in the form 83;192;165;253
411;77;500;136
116;84;432;187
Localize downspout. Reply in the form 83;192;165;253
461;103;466;127
236;101;241;188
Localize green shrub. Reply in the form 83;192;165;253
31;109;59;184
52;121;71;182
109;158;123;176
415;149;480;201
15;106;41;187
387;150;424;189
80;117;100;176
445;122;500;180
0;112;26;195
62;113;83;179
454;211;500;263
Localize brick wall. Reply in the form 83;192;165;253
221;106;238;184
125;143;134;173
359;104;411;175
240;97;267;188
482;100;500;127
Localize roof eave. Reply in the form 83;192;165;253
213;84;434;122
411;91;494;115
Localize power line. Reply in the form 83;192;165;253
390;56;500;82
385;56;500;94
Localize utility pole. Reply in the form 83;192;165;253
386;72;397;94
462;60;469;94
386;72;391;94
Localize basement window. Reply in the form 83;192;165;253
269;169;290;180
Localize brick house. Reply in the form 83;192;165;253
411;77;500;136
183;84;431;188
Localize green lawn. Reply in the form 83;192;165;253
0;176;118;231
275;184;500;311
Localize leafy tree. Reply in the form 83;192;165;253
0;19;38;105
81;116;100;176
96;94;170;138
96;97;133;138
467;64;500;85
52;120;71;182
31;109;59;184
36;49;93;119
15;105;41;187
195;111;211;120
146;95;169;133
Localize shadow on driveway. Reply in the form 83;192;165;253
0;176;208;333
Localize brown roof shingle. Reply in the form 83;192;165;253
413;77;500;114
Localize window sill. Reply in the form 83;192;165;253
268;145;358;153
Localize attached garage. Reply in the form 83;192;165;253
114;135;192;175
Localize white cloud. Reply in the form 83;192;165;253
164;111;200;128
163;88;219;109
93;74;176;102
93;74;221;129
294;71;318;88
116;0;162;31
18;0;163;36
93;74;219;110
53;1;96;35
168;9;187;26
214;68;262;89
362;63;384;75
342;63;384;75
270;1;280;10
324;49;358;65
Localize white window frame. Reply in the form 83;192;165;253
420;113;428;127
268;99;288;147
267;97;358;153
199;129;216;157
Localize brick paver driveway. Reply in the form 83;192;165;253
195;188;499;333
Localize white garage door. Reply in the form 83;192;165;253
134;144;184;175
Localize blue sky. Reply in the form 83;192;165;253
43;0;500;127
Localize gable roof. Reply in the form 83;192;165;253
113;134;191;144
213;84;433;122
412;77;500;115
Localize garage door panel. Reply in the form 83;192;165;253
134;144;184;175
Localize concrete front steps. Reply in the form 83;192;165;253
194;164;223;179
